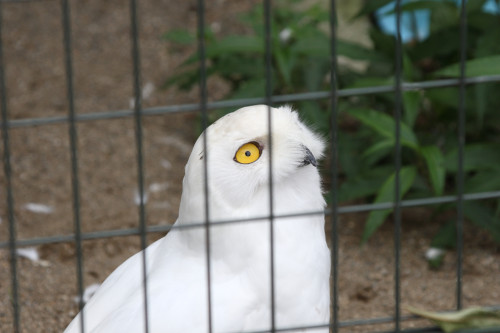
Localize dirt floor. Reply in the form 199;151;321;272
0;1;499;332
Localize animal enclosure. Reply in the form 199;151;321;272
1;0;500;332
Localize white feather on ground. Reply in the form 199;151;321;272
65;105;331;333
23;203;54;214
16;247;50;267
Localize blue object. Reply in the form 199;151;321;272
375;0;500;42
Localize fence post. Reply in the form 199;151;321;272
328;0;339;332
393;0;403;331
0;1;20;331
456;0;468;311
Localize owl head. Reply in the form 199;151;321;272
180;105;325;219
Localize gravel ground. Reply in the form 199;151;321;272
0;1;499;332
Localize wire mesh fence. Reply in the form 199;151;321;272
1;0;500;332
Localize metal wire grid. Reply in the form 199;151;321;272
0;0;499;332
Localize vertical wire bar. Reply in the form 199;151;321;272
456;0;467;311
328;0;339;332
263;0;275;331
393;0;403;331
0;2;20;332
196;0;213;331
129;0;149;331
61;1;85;332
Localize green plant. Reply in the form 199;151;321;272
163;1;379;133
163;0;500;251
339;0;500;248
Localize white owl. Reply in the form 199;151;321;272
64;105;331;333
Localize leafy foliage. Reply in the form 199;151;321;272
163;0;500;249
407;306;500;333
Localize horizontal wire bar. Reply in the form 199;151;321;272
227;304;500;333
2;190;500;249
0;0;51;3
226;313;436;333
375;328;442;333
2;75;500;129
337;190;500;214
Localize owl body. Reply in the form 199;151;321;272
65;105;330;333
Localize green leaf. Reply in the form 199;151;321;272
495;197;500;217
298;101;328;132
474;84;487;130
402;91;420;128
336;40;388;62
467;0;488;13
302;3;330;23
178;35;264;69
293;35;329;57
444;144;500;172
338;166;393;202
468;11;500;32
229;78;267;100
208;35;263;56
420;145;445;196
435;55;500;77
362;139;394;167
429;1;459;33
363;140;393;159
348;109;419;150
475;25;500;57
274;48;293;86
402;51;416;81
464;202;500;244
431;220;456;249
384;0;457;15
411;27;459;61
407;306;500;333
369;28;395;58
465;168;500;193
337;133;365;179
302;57;329;91
347;77;394;89
362;166;417;243
424;87;458;109
353;0;394;19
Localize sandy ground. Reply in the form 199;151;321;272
0;0;499;332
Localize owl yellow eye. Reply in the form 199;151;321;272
234;142;262;164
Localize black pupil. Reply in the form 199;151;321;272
245;151;251;157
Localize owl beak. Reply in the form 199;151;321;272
300;146;317;167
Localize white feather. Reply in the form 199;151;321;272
16;247;40;262
23;203;54;214
65;105;330;333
